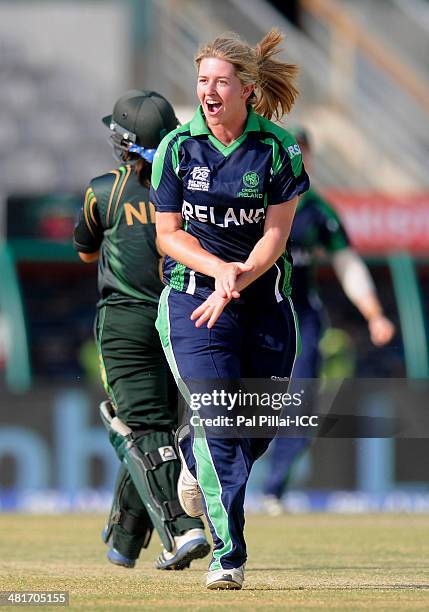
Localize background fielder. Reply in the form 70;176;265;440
263;128;395;513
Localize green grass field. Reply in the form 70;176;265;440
0;513;428;610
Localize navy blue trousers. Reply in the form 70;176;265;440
157;287;298;569
264;304;323;498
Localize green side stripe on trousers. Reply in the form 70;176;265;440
96;305;119;408
156;286;233;570
192;419;233;571
156;287;179;379
155;286;190;403
287;296;301;359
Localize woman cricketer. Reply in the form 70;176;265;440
151;30;309;589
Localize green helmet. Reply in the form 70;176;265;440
102;89;179;152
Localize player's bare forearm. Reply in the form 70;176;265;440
156;211;224;277
330;248;395;346
236;198;298;292
235;229;287;292
157;226;224;278
354;292;396;346
354;292;383;322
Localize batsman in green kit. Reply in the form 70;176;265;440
73;90;209;570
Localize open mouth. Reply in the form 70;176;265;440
206;101;222;115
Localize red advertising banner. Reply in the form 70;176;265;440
324;192;429;255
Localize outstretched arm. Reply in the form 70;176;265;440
331;248;395;346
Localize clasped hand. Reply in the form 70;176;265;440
191;261;254;329
214;261;254;299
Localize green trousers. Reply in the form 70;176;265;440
95;301;203;558
95;301;177;429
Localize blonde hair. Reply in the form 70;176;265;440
195;29;299;121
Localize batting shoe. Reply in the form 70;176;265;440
175;425;204;518
206;564;245;590
155;528;210;570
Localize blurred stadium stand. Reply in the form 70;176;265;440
141;0;429;190
0;43;110;193
0;0;428;511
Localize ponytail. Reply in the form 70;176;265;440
254;29;299;120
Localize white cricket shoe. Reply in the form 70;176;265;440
155;528;210;570
206;564;245;590
175;426;204;518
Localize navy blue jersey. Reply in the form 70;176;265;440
290;188;350;306
150;106;309;303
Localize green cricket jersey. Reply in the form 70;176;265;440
73;163;164;306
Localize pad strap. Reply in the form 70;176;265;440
119;509;153;549
119;509;150;536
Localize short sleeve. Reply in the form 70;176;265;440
316;197;350;252
73;186;103;253
150;134;183;213
268;137;310;205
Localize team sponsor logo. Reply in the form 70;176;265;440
237;170;263;199
187;166;210;191
182;200;265;227
287;144;301;158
